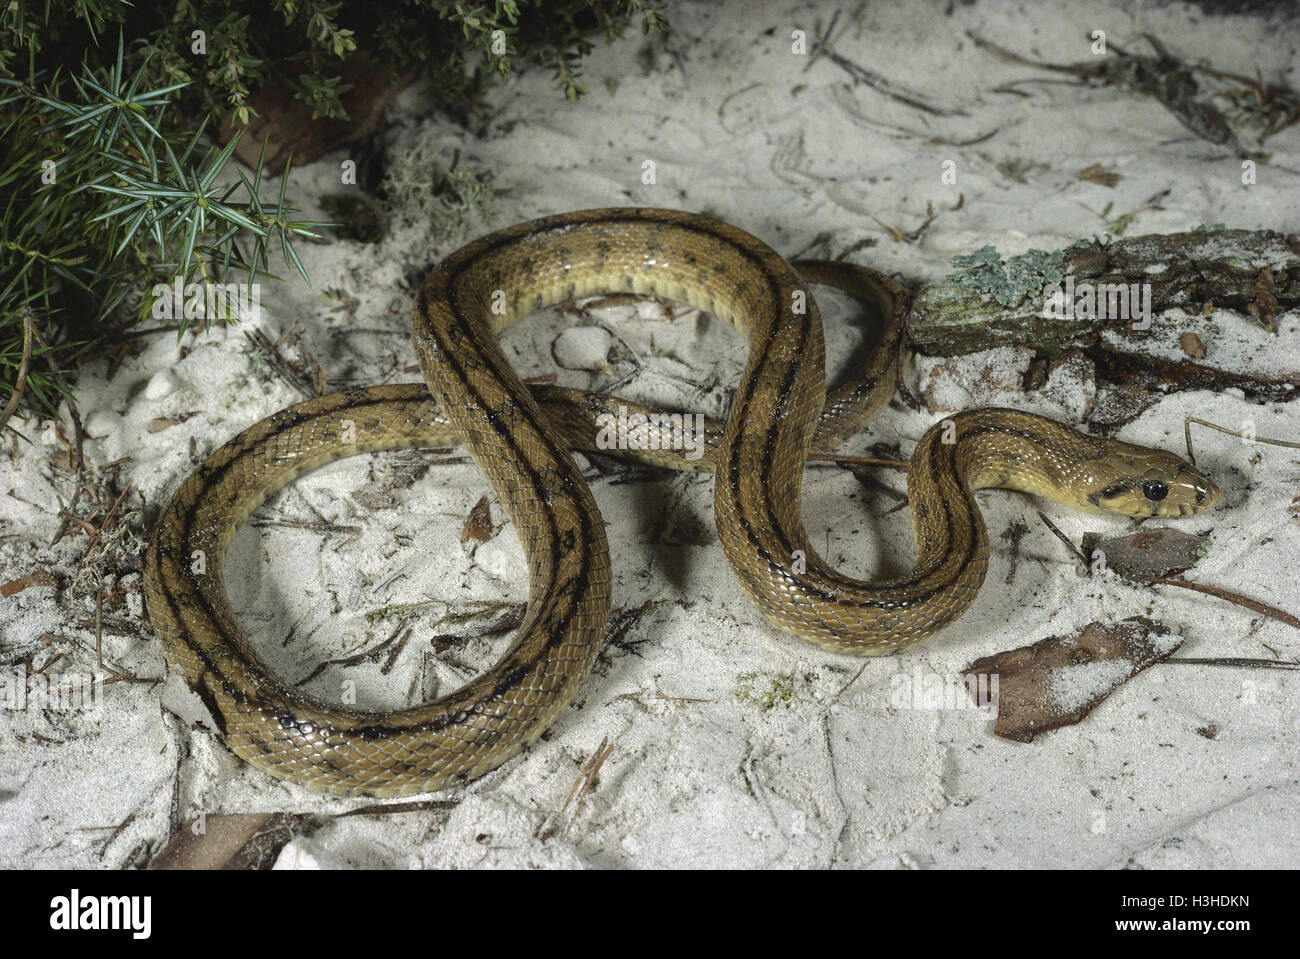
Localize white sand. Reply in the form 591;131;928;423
1;0;1298;868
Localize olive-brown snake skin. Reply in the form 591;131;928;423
143;208;1219;796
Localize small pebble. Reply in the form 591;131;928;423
144;368;180;400
1180;331;1206;359
552;327;612;372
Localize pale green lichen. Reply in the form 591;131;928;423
382;133;494;239
949;246;1067;308
733;670;811;710
224;341;268;409
996;157;1040;184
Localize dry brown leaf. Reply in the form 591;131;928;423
1078;163;1122;187
148;412;200;433
1248;265;1280;330
461;495;493;543
1081;527;1211;581
963;616;1182;743
149;813;308;870
1;570;57;598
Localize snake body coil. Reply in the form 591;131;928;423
144;208;1218;796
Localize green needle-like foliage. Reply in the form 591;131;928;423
0;1;670;435
0;33;328;432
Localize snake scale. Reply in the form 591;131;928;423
144;208;1219;796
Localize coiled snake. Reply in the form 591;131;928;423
143;208;1219;796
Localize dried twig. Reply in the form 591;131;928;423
1147;578;1300;631
969;31;1250;153
826;49;969;117
294;619;413;685
244;329;317;398
834;662;870;698
65;399;88;476
871;216;906;244
802;9;840;75
1036;510;1091;570
333;799;458;818
0;306;34;437
814;11;967;117
1183;416;1300;465
565;739;613;815
77;484;132;571
806;452;908;471
536;737;615;839
0;571;58;597
1162;657;1300;670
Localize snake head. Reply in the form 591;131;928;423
1083;445;1219;518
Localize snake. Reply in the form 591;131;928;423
143;207;1220;797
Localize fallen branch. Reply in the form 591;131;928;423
909;228;1300;359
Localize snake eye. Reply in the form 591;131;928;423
1142;480;1169;502
1101;483;1126;499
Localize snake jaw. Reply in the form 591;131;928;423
1157;460;1219;518
1082;445;1220;518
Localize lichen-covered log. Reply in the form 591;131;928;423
908;228;1300;356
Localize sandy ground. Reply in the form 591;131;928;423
1;0;1298;868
